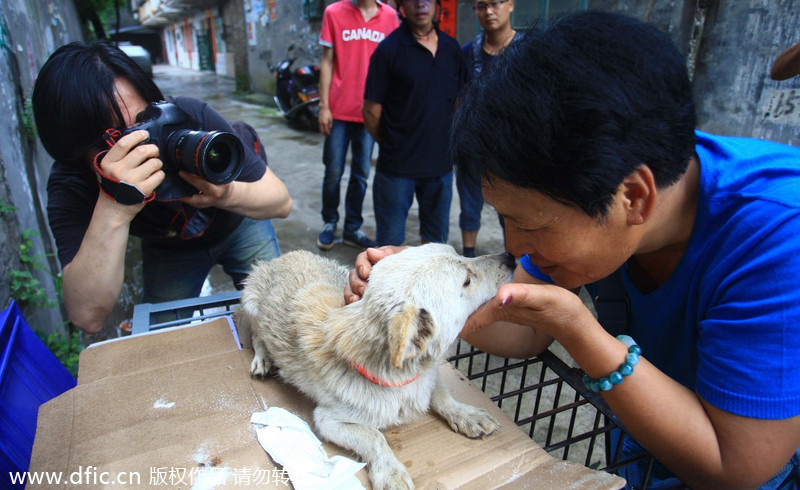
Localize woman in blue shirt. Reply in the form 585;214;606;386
348;11;800;489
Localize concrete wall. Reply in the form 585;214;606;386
458;0;800;144
244;0;323;94
693;1;800;144
0;0;83;332
578;0;800;144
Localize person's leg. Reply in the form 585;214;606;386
417;172;453;245
319;120;349;248
461;230;479;257
456;170;483;256
141;241;212;324
215;218;281;289
343;123;375;233
141;242;212;303
342;123;377;247
373;171;414;246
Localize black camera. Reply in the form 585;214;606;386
122;101;244;201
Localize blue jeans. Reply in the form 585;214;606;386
373;171;453;246
456;169;483;232
321;120;374;234
141;218;280;303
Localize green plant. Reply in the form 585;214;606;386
7;228;60;308
8;270;55;308
36;330;84;377
0;200;17;214
21;98;37;142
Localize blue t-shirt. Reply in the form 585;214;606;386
521;131;800;420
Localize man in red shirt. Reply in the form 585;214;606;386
317;0;399;250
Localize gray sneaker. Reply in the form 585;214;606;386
317;222;336;250
342;230;377;249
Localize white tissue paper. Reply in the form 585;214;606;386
250;407;366;490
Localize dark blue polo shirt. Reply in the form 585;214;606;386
364;22;466;178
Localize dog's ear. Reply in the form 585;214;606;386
388;305;434;369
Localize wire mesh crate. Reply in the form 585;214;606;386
131;292;655;485
448;340;656;485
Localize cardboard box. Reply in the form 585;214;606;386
28;318;624;489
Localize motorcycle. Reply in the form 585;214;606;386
270;44;321;131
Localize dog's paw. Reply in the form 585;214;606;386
443;405;500;439
249;354;272;378
369;461;414;490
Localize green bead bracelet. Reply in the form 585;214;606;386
582;335;641;393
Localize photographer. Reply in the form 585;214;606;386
33;40;293;334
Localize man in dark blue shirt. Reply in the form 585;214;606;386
363;0;466;246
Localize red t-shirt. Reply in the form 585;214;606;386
319;0;399;122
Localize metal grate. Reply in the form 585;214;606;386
131;291;243;335
448;339;655;483
132;292;656;484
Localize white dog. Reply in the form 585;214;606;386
240;243;515;489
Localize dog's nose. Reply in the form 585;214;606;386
501;252;516;270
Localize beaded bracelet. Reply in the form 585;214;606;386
582;335;642;393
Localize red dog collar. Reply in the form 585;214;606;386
351;361;420;388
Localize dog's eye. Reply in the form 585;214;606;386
463;276;471;287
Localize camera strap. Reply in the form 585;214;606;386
92;129;156;206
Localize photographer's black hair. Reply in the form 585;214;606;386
451;11;697;219
33;40;164;166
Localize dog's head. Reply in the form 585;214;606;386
363;244;515;369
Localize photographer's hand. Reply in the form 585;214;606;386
97;129;165;210
176;167;292;220
176;171;234;207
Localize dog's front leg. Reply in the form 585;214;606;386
430;375;500;438
249;333;272;378
313;406;414;490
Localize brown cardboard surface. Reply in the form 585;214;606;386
29;318;624;489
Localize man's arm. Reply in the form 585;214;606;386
318;46;334;136
362;99;382;142
63;131;163;333
62;198;135;333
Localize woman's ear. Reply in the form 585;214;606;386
621;164;657;225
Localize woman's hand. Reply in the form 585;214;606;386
461;282;595;347
344;245;407;304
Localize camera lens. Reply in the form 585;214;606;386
205;141;232;174
168;130;243;184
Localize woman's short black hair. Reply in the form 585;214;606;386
451;11;697;219
32;40;164;166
